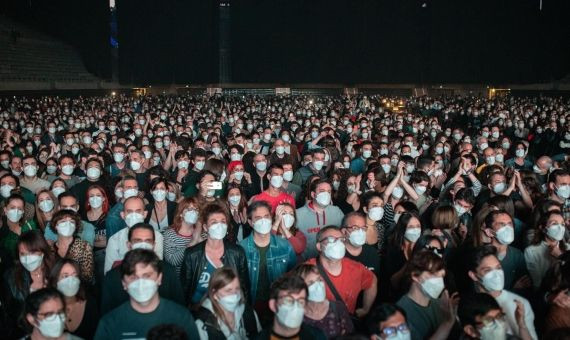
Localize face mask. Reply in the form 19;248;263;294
332;180;340;191
404;227;421;243
60;164;74;176
89;196;103;209
282;214;295;229
495;225;514;245
495;154;504;163
24;165;37;177
0;160;9;169
502;142;510;150
127;278;158;305
344;161;351;169
315;191;331;207
493;182;506;195
414;185;427;195
124;212;144;227
349;229;367;247
313;160;324;171
57;276;81;297
123;188;138;199
151;189;167;202
406;165;415;173
308;281;326;302
454;203;467;216
420;276;445;299
486;156;496;165
276;301;305;329
12;169;21;176
368;206;384;222
20;254;43;272
86;167;101;180
132;242;153;250
256;161;267;172
194;161;205;171
275;146;285;155
6;208;23;223
394;213;402;224
56;220;76;237
392;186;404;199
46;165;57;175
217;292;242;312
546;223;566;241
481;269;505;292
37;313;66;338
0;184;14;198
113;153;125;163
324;240;345;260
253;218;272;234
38;199;54;213
479;319;507;340
52;187;65;198
362;150;372;159
181;209;198;224
282;170;293;182
208;222;228;240
130;161;142;171
231;153;242;161
270;175;284;188
515;149;525;158
556;185;570;199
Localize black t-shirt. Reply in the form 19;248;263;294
345;244;380;277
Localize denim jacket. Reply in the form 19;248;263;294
240;234;297;303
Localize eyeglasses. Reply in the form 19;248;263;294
37;310;65;320
319;236;346;244
376;323;409;338
425;246;444;256
476;312;506;328
278;295;307;307
346;225;366;232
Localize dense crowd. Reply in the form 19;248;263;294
0;93;570;340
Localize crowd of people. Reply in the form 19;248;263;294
0;92;569;339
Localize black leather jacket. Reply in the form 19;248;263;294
180;240;251;305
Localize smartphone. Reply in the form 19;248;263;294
210;181;222;190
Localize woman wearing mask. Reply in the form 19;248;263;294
227;161;255;200
50;179;68;199
0;194;38;259
35;190;58;232
3;230;55;338
382;212;423;301
164;197;202;275
23;288;82;340
194;267;261;340
524;211;568;290
85;184;109;287
382;163;417;230
505;141;532;171
49;210;94;283
195;171;222;208
48;258;99;339
396;250;458;340
145;177;177;233
335;173;361;214
360;191;387;250
225;184;251;243
272;203;306;261
293;264;353;338
180;203;251;307
541;251;570;333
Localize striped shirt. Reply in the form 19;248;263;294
163;228;193;276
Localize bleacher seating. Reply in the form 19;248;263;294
0;16;99;83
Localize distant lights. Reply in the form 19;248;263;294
111;91;116;96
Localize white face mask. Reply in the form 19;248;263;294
324;240;346;260
20;254;44;272
270;175;284;188
494;225;514;245
404;227;421;243
6;208;23;223
348;229;367;247
52;187;66;198
312;160;324;171
492;182;506;195
368;206;384;222
0;184;14;198
89;196;103;209
183;209;199;224
57;276;81;297
253;218;272;234
208;222;228;240
546;223;566;241
420;276;445;299
276;301;305;329
127;278;159;305
131;242;153;251
282;170;294;182
123;188;139;199
392;186;404;199
480;269;504;292
315;192;331;207
414;185;427;195
37;313;66;338
281;213;295;229
130;161;142;171
38;199;54;213
217;292;242;312
151;189;167;202
61;165;74;176
308;281;326;302
479;319;507;340
24;165;37;177
124;212;144;227
56;220;76;237
86;167;101;180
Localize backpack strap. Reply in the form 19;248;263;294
316;259;346;308
194;306;225;340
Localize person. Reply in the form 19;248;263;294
293;263;354;338
525;210;568;290
104;196;164;273
0;193;38;260
458;293;532;340
296;179;345;259
48;258;99;339
540;251;570;333
180;203;251;306
292;149;326;187
254;274;326;340
163;197;202;275
341;211;381;276
85;184;109;285
3;230;56;337
546;169;570;221
35;189;58;232
306;225;377;316
240;200;297;317
43;192;96;247
366;304;411;340
225;184;252;243
105;175;140;239
251;164;296;213
56;154;82;188
466;245;538;339
145;176;177;233
272;202;307;260
69;158;110;217
0;173;36;218
94;249;200;339
20;155;50;194
396;250;458;340
226;160;255;200
194;267;262;339
49;210;94;283
101;223;184;314
23;288;82;340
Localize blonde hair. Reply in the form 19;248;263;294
207;267;243;329
35;189;58;230
431;205;458;230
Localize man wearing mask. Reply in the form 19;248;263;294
256;275;326;340
306;226;376;317
94;249;199;339
248;153;269;196
350;140;373;175
292;149;326;187
70;158;108;216
340;212;380;277
296;179;344;259
101;223;184;314
105;196;164;274
251;164;295;213
106;175;140;238
20;155;50;194
281;161;303;204
467;246;537;340
240;201;297;321
458;293;532;340
532;156;553;186
481;210;530;292
547;169;570;221
56;155;81;187
268;138;294;167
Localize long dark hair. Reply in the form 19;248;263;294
388;212;421;248
15;230;55;292
48;258;86;301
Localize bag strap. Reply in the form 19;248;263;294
316;259;347;310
